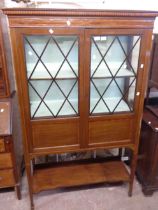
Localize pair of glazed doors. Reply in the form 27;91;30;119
14;27;147;150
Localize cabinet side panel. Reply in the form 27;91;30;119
31;119;79;149
89;118;134;145
12;92;23;177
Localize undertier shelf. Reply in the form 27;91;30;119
32;160;130;193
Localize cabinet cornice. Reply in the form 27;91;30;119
2;8;158;19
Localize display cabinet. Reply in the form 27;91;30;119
3;8;157;210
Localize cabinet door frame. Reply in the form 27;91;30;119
84;28;151;148
10;27;85;154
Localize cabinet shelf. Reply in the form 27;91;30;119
27;63;135;79
27;62;78;79
29;77;77;81
91;65;135;78
92;75;135;79
30;97;131;117
32;160;130;193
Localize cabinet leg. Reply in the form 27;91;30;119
25;163;35;210
15;184;21;200
45;155;49;163
28;180;34;210
32;158;35;165
118;148;123;159
31;203;35;210
128;152;138;196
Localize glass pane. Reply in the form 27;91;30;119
24;35;79;118
44;79;78;116
28;79;78;118
34;102;52;118
24;35;78;79
90;35;140;114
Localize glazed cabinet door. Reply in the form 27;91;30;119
84;29;147;148
12;28;84;153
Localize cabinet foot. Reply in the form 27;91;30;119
31;205;34;210
142;188;154;196
15;184;21;200
30;198;34;210
128;190;132;197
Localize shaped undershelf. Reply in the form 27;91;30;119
32;160;130;193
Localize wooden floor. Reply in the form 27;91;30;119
33;161;130;193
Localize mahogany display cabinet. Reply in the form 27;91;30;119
3;8;158;209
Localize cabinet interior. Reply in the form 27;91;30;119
24;34;140;118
